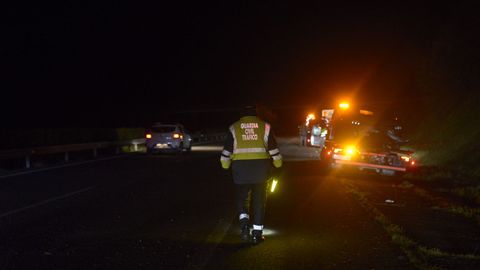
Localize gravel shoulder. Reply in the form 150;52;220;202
342;173;480;269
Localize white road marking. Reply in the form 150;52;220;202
0;185;97;219
184;216;234;270
0;155;127;179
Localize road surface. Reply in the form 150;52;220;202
0;142;447;269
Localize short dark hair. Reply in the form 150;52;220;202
243;105;257;116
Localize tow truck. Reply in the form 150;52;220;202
321;103;415;176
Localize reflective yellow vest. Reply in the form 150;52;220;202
221;116;282;169
230;116;270;161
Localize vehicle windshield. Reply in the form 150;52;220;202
333;113;400;150
332;119;360;143
332;113;374;144
151;126;176;133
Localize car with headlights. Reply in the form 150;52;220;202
323;141;414;176
321;105;415;176
145;123;192;153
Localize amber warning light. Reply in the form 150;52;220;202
146;133;152;139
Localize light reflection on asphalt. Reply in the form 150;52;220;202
192;146;224;152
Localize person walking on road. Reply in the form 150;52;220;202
220;105;283;244
299;125;307;146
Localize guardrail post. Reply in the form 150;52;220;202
115;146;120;154
65;152;69;162
25;155;31;169
133;143;138;152
93;148;97;158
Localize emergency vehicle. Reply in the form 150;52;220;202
321;103;415;176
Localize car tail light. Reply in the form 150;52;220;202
146;133;152;139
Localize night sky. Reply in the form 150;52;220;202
2;2;463;128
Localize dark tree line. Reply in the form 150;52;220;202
414;5;480;176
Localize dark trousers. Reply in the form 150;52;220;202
236;182;268;226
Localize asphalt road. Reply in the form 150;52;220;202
0;144;413;270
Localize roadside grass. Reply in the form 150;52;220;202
411;182;480;228
444;205;480;219
115;128;146;140
342;179;480;270
398;180;414;189
452;186;480;204
407;185;480;226
402;164;480;224
121;145;146;153
343;181;432;269
403;166;471;183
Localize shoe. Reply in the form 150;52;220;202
251;230;265;244
240;218;250;241
240;224;250;241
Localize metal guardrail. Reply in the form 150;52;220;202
0;138;146;169
191;132;227;144
0;133;227;170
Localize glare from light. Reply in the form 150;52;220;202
270;179;278;193
306;113;316;126
344;145;357;156
339;102;350;109
146;134;152;139
262;228;277;236
360;109;373;116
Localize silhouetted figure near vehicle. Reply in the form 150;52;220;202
299;125;307;146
